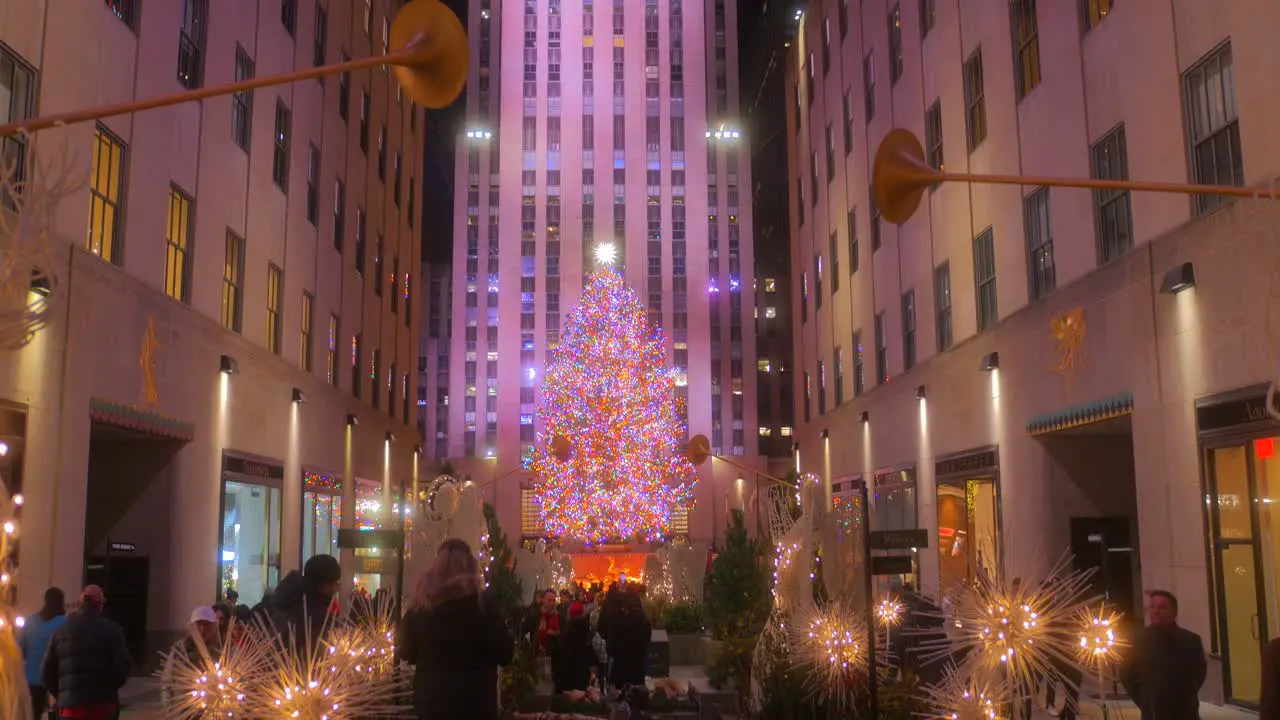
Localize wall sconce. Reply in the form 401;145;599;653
29;270;50;297
385;431;396;443
219;354;239;375
346;414;359;427
915;385;927;400
291;388;306;404
820;429;829;440
413;444;423;456
792;442;800;453
979;351;1000;372
1160;262;1196;294
858;411;870;423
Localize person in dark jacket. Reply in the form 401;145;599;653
40;585;131;720
556;602;595;693
398;538;515;720
1259;636;1280;720
606;592;650;691
19;586;67;719
1120;590;1206;720
272;554;341;654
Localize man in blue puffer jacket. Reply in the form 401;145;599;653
41;585;131;720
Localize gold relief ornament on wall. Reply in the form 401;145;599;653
140;315;160;407
1051;307;1086;394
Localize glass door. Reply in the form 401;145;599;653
936;477;1001;596
1206;444;1266;705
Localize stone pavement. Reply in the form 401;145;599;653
118;668;1260;719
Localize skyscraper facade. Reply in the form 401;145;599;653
432;0;758;544
785;0;1280;705
2;0;424;652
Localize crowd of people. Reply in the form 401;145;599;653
14;543;1280;720
521;581;652;698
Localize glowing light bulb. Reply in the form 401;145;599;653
593;242;617;266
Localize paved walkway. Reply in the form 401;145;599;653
119;670;1260;719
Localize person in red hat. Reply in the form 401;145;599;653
557;602;596;692
41;585;131;720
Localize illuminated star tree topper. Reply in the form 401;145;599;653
529;268;697;543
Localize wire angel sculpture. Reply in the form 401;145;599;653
0;130;84;350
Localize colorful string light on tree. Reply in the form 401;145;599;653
528;269;697;543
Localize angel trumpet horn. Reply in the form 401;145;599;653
871;129;942;226
0;0;469;136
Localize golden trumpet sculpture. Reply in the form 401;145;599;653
872;128;1280;226
0;0;468;137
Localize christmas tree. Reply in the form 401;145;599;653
528;269;697;543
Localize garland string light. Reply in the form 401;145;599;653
528;269;697;543
0;486;27;720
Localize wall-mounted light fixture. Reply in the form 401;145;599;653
292;388;307;404
413;444;423;456
915;385;927;400
29;270;51;297
858;411;870;423
820;428;829;439
346;414;359;427
385;431;396;444
979;351;999;372
792;442;800;453
1160;262;1196;294
219;354;239;375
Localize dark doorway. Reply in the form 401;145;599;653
84;418;185;665
1069;516;1137;619
84;555;150;661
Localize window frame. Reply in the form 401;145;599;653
973;227;998;332
231;45;255;151
925;100;944;171
888;4;904;84
272;100;291;190
221;230;245;333
1183;41;1242;216
920;0;936;37
1024;186;1055;301
87;125;128;265
164;185;195;303
1010;0;1042;100
1090;124;1134;263
963;48;988;151
934;262;953;352
266;263;284;355
901;289;917;371
177;0;209;89
1080;0;1112;32
300;291;314;371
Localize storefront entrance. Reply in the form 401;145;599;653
934;447;1001;595
219;453;284;607
1197;385;1280;707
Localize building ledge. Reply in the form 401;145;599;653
1025;391;1134;437
88;398;194;442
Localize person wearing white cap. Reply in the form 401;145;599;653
182;606;222;663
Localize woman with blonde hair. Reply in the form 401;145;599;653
398;538;514;720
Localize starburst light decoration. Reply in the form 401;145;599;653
915;555;1097;699
1076;605;1123;667
919;665;1010;720
0;485;28;720
875;596;905;629
158;619;272;718
528;268;697;543
789;600;881;710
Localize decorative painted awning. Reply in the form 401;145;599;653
89;398;195;442
1025;391;1134;436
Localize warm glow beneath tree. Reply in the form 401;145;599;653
528;269;697;543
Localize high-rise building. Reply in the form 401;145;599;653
429;0;758;546
2;0;422;654
741;0;798;478
785;0;1280;706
